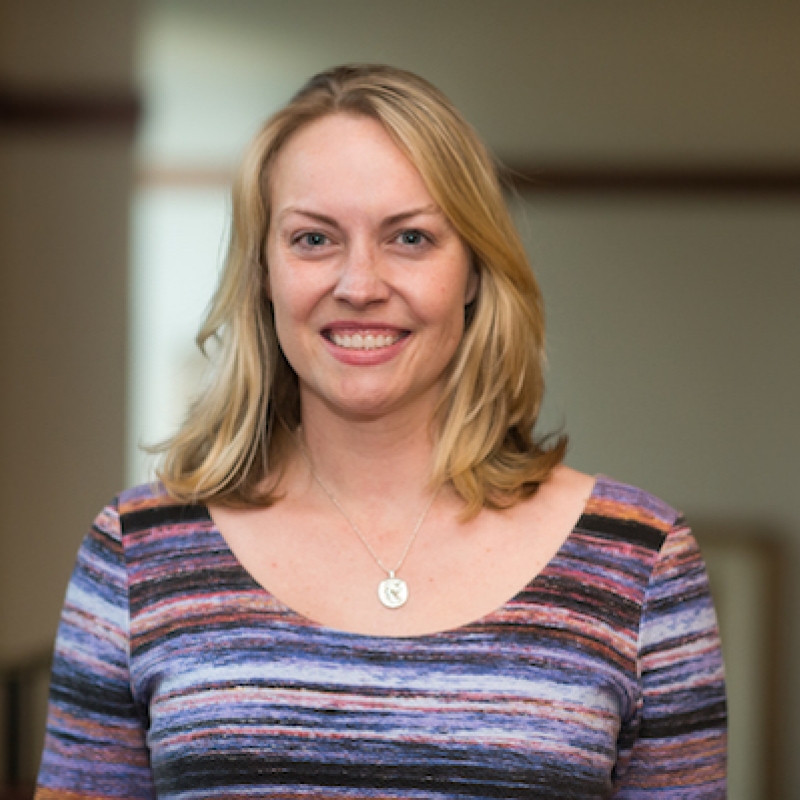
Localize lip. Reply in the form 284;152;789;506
321;321;411;366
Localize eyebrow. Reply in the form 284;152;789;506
383;205;441;226
276;208;338;227
276;204;443;228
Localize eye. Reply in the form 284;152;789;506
396;229;429;246
297;232;328;247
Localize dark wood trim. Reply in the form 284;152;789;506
503;165;800;195
694;527;786;800
1;650;52;791
764;537;788;800
0;86;140;135
137;163;800;195
0;788;34;800
5;674;21;788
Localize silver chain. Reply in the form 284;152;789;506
298;441;438;578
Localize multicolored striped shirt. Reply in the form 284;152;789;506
36;476;726;798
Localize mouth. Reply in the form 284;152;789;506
323;329;409;351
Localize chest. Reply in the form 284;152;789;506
126;526;646;799
210;488;590;637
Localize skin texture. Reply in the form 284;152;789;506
212;113;594;637
266;113;477;425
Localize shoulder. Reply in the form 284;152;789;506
115;481;211;535
95;484;222;591
579;474;683;551
579;476;710;606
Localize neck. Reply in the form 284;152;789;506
296;396;439;514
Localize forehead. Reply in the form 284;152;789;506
268;113;437;215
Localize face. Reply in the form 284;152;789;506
265;113;477;423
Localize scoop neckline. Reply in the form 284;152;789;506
202;475;605;642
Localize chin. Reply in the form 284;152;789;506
329;396;401;421
318;386;425;422
305;375;442;423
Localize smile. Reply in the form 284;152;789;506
328;331;405;350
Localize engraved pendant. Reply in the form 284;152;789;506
378;572;408;609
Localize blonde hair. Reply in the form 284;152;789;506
156;64;566;517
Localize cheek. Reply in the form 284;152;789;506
269;298;312;383
267;269;327;367
429;266;472;330
267;261;307;321
264;265;273;301
264;236;276;300
265;269;298;347
419;286;468;355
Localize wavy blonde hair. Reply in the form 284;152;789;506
156;64;566;517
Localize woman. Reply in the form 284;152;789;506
36;65;726;798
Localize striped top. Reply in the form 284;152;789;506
36;476;726;799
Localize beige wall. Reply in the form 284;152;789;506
518;193;799;798
0;135;132;656
0;0;137;780
137;0;800;168
135;3;800;797
0;0;136;659
1;0;798;795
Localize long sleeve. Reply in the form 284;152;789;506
35;501;156;800
612;520;727;797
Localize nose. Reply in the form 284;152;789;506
332;243;390;308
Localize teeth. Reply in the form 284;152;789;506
330;332;401;350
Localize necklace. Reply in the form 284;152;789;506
298;444;438;609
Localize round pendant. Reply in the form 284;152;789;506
378;575;408;609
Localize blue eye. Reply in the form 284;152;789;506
302;232;328;247
399;230;426;246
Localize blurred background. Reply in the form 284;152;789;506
1;1;798;797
